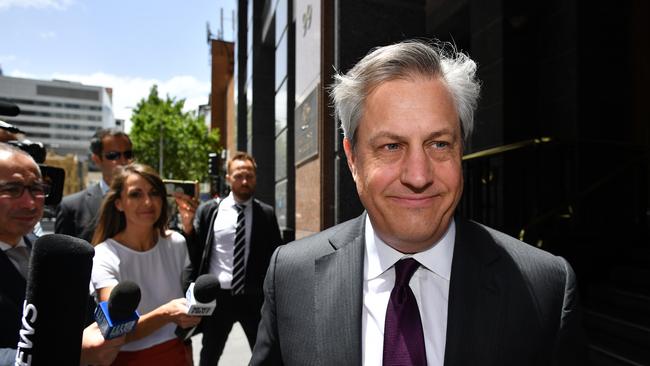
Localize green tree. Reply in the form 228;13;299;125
129;85;220;181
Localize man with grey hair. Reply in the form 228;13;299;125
250;40;584;365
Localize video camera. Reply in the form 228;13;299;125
1;100;65;206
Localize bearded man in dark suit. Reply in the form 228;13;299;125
250;41;586;366
183;151;283;366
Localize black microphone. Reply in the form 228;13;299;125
186;274;219;316
175;274;219;340
94;281;141;339
15;234;94;366
0;100;20;117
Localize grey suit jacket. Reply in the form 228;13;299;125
54;183;103;242
250;214;585;366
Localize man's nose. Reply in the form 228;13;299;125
400;147;434;191
117;154;132;165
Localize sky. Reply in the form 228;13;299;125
0;0;237;130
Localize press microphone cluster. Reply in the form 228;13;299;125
185;274;219;316
15;234;94;366
175;274;219;341
94;281;141;339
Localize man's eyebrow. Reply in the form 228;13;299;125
0;180;27;185
367;128;456;144
367;131;404;144
426;128;455;139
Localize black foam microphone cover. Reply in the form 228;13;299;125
0;100;20;117
15;234;94;366
108;280;141;321
193;274;220;303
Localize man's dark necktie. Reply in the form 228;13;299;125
383;258;427;366
232;204;246;295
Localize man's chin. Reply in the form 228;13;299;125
234;192;253;201
385;218;451;251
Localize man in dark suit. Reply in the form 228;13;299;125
183;151;282;366
55;129;133;242
251;41;585;365
0;143;125;366
0;144;43;365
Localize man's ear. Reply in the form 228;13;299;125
343;138;357;179
90;153;102;166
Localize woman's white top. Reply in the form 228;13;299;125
92;231;190;351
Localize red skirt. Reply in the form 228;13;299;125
112;338;193;366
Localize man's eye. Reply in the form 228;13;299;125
7;186;23;194
0;185;21;196
432;141;450;149
383;143;400;151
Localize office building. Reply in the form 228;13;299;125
0;75;116;159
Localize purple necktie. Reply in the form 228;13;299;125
383;258;427;366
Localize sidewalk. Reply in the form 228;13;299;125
191;323;252;366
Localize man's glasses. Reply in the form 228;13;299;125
104;150;134;161
0;182;51;199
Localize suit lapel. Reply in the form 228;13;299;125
248;200;261;265
86;183;103;214
0;242;27;304
199;200;221;275
315;215;365;366
444;219;505;366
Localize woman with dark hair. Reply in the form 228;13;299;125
91;163;200;365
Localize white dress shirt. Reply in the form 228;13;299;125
362;215;455;366
0;237;30;276
209;192;253;289
99;178;110;195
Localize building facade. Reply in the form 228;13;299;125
0;75;115;159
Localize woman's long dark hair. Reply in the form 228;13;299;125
91;163;169;245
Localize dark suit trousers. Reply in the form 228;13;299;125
200;289;263;366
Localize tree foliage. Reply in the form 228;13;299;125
129;85;220;181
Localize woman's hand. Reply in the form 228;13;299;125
79;322;126;365
174;192;199;235
163;298;202;329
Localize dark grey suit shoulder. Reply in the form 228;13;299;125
54;183;103;242
445;220;585;365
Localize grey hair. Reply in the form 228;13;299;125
0;142;35;160
0;142;40;176
331;40;480;145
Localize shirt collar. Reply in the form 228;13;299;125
225;191;253;208
0;237;28;251
365;215;455;281
99;179;110;195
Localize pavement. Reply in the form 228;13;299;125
191;323;252;365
